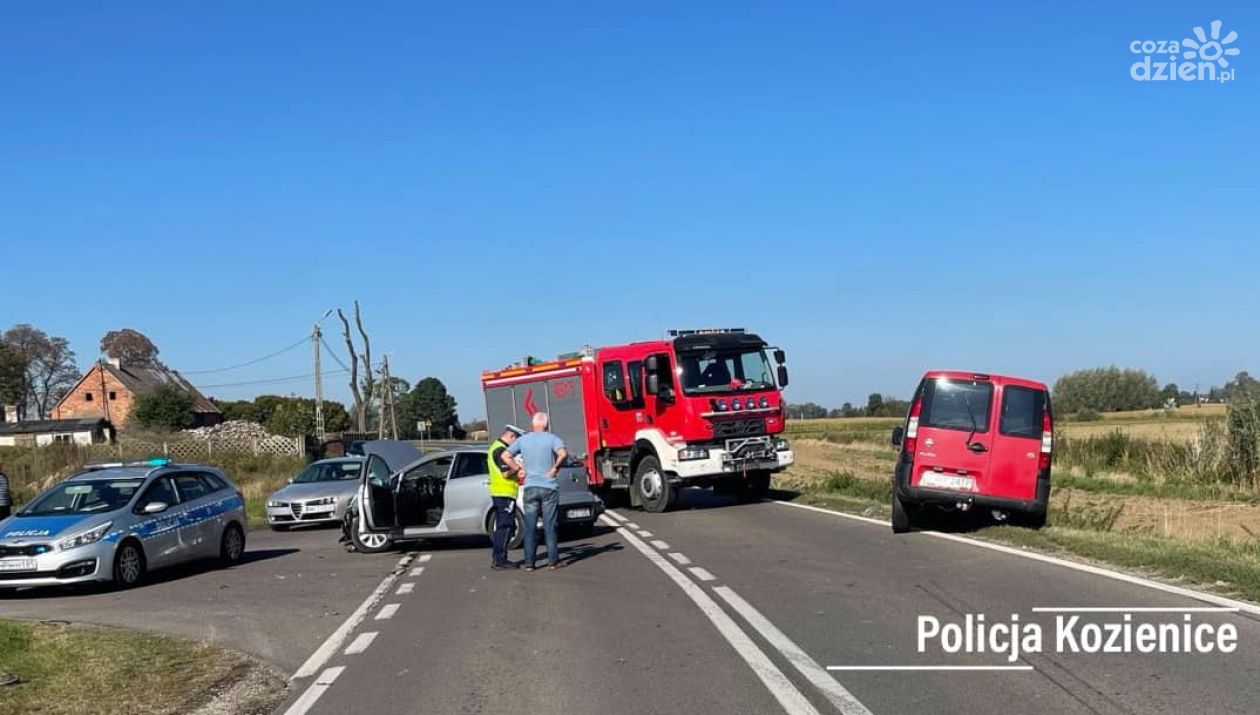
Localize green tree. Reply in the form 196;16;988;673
100;328;162;367
1053;367;1161;414
267;399;314;437
400;377;460;438
0;343;24;406
1160;382;1181;405
787;402;828;419
2;323;80;419
865;393;884;417
130;385;196;430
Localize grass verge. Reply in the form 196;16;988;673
0;619;279;715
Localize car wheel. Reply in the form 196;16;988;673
220;523;246;566
891;492;916;534
738;471;771;502
635;456;675;513
508;509;525;550
350;518;394;553
113;541;146;589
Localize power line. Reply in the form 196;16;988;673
320;336;351;372
194;368;349;390
183;336;311;375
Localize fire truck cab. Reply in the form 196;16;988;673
481;329;794;512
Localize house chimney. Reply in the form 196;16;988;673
106;357;121;369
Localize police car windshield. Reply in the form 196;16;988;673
292;462;361;483
678;349;775;395
20;479;143;516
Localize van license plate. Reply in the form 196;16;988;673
919;472;976;492
0;558;36;572
566;508;592;519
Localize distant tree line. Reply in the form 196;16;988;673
787;393;911;420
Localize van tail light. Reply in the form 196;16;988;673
903;398;923;457
1038;409;1053;470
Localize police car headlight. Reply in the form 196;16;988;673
58;522;111;551
678;447;709;461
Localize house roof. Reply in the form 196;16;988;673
102;362;221;414
0;418;110;435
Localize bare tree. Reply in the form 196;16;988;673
354;300;375;433
336;309;365;431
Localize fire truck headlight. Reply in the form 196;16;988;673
773;438;791;452
759;396;770;409
678;447;710;461
732;398;742;411
714;399;728;412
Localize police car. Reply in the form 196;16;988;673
0;459;247;590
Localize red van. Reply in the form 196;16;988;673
890;371;1052;533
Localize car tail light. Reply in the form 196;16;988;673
903;398;923;457
1038;409;1053;470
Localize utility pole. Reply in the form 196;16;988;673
313;323;326;442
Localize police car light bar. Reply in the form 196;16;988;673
84;458;172;470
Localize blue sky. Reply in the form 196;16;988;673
2;1;1257;418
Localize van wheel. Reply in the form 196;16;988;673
1016;510;1047;530
350;518;394;553
635;456;675;513
112;541;146;589
891;493;916;534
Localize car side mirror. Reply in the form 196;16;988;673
891;427;904;447
646;373;660;395
776;365;789;388
142;501;169;515
773;349;786;364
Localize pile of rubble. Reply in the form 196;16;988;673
183;420;280;440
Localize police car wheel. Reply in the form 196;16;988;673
113;542;146;588
220;524;246;565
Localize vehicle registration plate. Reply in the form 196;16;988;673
919;472;976;492
0;558;36;572
566;508;592;519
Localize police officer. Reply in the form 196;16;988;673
487;425;525;570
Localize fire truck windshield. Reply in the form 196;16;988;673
678;349;776;395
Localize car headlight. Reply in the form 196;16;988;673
678;447;710;461
312;496;337;506
58;522;112;551
773;438;791;452
267;500;285;508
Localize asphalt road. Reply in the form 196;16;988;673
7;493;1260;714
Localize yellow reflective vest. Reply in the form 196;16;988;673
487;438;519;497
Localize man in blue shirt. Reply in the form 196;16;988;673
504;412;568;570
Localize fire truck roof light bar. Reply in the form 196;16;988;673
668;328;746;337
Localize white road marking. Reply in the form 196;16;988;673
714;586;874;715
375;603;401;620
668;552;692;566
397;555;411;568
638;530;654;538
1032;606;1238;613
771;499;1260;617
599;515;820;715
828;665;1033;672
343;631;378;655
417;554;432;563
690;567;716;582
604;510;628;523
651;539;670;550
396;582;415;595
292;553;415;680
409;566;426;577
624;522;640;529
282;666;344;715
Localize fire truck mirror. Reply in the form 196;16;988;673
777;365;790;388
645;355;661;372
773;349;786;364
646;373;661;395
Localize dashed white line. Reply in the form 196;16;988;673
651;539;670;550
637;530;654;538
282;666;344;715
375;603;401;620
690;566;716;582
827;665;1033;672
605;510;628;523
624;522;640;529
292;553;415;680
714;586;873;715
409;566;426;577
668;552;692;566
600;515;820;715
343;631;378;655
396;582;415;595
417;554;432;563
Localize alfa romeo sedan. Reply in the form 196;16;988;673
0;459;247;590
265;458;364;530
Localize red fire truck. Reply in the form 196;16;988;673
480;329;794;512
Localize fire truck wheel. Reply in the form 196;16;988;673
635;456;675;513
739;471;771;502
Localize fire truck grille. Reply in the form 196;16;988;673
712;418;767;438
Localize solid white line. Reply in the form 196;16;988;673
291;553;415;680
770;500;1260;617
651;539;671;550
638;530;654;538
375;603;401;620
343;631;378;655
668;552;692;566
715;586;874;715
417;554;432;563
827;665;1033;672
1031;606;1239;613
690;567;716;582
396;582;415;595
605;510;628;523
409;566;426;577
282;666;345;715
598;515;820;715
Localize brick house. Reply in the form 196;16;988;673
51;358;222;428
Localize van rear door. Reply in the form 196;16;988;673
986;384;1049;501
913;377;994;495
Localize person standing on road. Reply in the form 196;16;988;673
506;412;567;571
0;461;11;520
488;425;525;570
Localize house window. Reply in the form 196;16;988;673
53;434;73;444
84;393;94;402
109;391;117;401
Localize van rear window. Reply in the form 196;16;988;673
1000;386;1047;439
920;379;993;433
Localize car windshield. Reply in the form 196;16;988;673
20;479;143;516
678;349;775;395
292;461;362;483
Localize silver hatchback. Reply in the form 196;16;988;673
0;459;247;590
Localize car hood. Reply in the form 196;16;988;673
0;513;108;542
270;481;359;502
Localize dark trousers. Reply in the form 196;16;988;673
521;486;560;567
0;505;9;520
490;496;516;566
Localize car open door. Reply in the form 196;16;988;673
360;453;397;531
